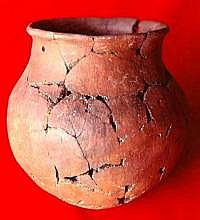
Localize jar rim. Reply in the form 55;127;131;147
27;17;169;40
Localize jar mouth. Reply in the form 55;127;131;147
27;17;168;39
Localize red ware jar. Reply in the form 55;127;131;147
7;18;189;209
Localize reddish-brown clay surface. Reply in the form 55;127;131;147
7;18;189;209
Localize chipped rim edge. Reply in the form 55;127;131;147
27;17;169;40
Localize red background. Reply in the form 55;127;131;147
1;0;200;219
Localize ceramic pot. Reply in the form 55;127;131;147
7;18;189;209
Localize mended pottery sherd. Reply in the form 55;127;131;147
7;18;189;209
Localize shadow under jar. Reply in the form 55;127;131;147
7;17;189;209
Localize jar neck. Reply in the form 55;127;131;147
26;28;168;99
30;29;166;64
27;18;168;63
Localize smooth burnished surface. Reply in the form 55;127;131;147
7;18;188;209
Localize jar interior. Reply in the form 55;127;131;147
30;18;167;36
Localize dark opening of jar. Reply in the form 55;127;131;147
29;18;168;37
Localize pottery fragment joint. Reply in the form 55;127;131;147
54;165;59;184
64;158;125;184
52;33;87;82
117;184;134;204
